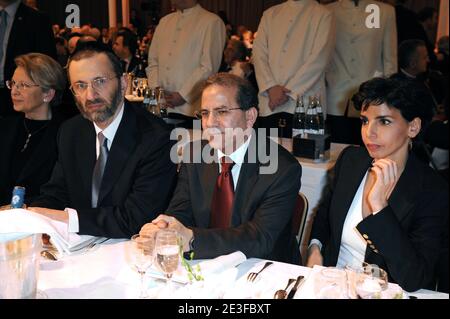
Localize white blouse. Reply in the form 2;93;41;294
336;171;368;268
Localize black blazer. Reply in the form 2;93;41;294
311;146;448;291
32;103;177;239
167;137;302;264
0;114;62;205
3;3;56;87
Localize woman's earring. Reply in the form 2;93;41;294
408;139;413;151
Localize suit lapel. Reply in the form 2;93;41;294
333;149;372;240
5;4;25;59
232;136;259;225
75;118;96;203
387;154;422;221
98;105;138;204
197;143;219;227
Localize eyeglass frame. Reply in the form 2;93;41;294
6;79;40;91
194;107;244;120
69;75;118;96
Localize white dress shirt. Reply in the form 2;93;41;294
66;104;125;233
0;0;20;85
217;135;252;190
252;0;335;116
146;4;226;117
325;0;397;117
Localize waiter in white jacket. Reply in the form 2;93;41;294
253;0;335;137
326;0;397;144
146;0;226;128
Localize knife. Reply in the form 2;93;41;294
287;275;305;299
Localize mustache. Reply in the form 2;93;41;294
85;98;107;107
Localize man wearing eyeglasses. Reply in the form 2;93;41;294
140;73;303;264
29;43;177;239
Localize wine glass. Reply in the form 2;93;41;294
355;264;388;299
132;78;139;97
130;234;155;298
155;229;180;289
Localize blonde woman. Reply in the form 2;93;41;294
0;53;66;205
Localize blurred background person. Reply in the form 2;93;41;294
112;29;139;74
325;0;397;145
307;78;447;292
0;53;66;206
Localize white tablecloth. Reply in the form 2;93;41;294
37;241;448;299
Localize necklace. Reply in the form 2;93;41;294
21;119;50;152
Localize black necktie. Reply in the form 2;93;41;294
91;132;108;208
210;157;235;228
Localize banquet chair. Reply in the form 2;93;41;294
291;192;309;247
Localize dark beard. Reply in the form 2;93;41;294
76;84;122;124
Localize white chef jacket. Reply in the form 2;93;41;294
252;0;335;117
146;4;226;117
325;0;397;117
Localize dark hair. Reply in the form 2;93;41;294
226;39;249;62
418;7;437;23
398;39;426;69
116;30;138;56
67;41;123;82
203;73;258;111
352;77;433;133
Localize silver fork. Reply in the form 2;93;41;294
247;261;273;282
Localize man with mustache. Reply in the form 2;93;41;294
140;73;303;264
29;43;177;239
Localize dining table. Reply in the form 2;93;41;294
37;240;448;299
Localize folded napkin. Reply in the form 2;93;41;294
146;250;246;284
0;209;103;255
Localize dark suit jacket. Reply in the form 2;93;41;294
167;136;302;264
0;113;62;205
3;3;56;86
311;146;448;292
32;103;177;239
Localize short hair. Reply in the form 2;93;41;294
202;73;258;111
398;39;426;69
14;53;66;107
116;30;138;56
352;77;433;133
67;41;123;82
226;39;249;62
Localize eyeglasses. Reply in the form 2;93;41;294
6;80;40;91
70;76;117;96
194;107;243;120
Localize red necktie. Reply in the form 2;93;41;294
210;157;235;228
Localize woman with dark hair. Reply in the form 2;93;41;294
306;77;448;292
0;53;66;206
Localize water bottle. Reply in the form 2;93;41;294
145;88;159;116
10;186;25;209
158;88;168;119
292;95;306;138
316;95;325;135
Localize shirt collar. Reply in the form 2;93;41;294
178;3;200;16
93;103;124;143
217;134;252;168
340;0;369;9
1;0;20;18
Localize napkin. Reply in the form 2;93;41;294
146;251;247;284
0;209;102;255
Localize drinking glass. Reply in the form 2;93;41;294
130;234;155;298
355;263;388;299
132;78;139;96
314;267;348;299
155;229;180;288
